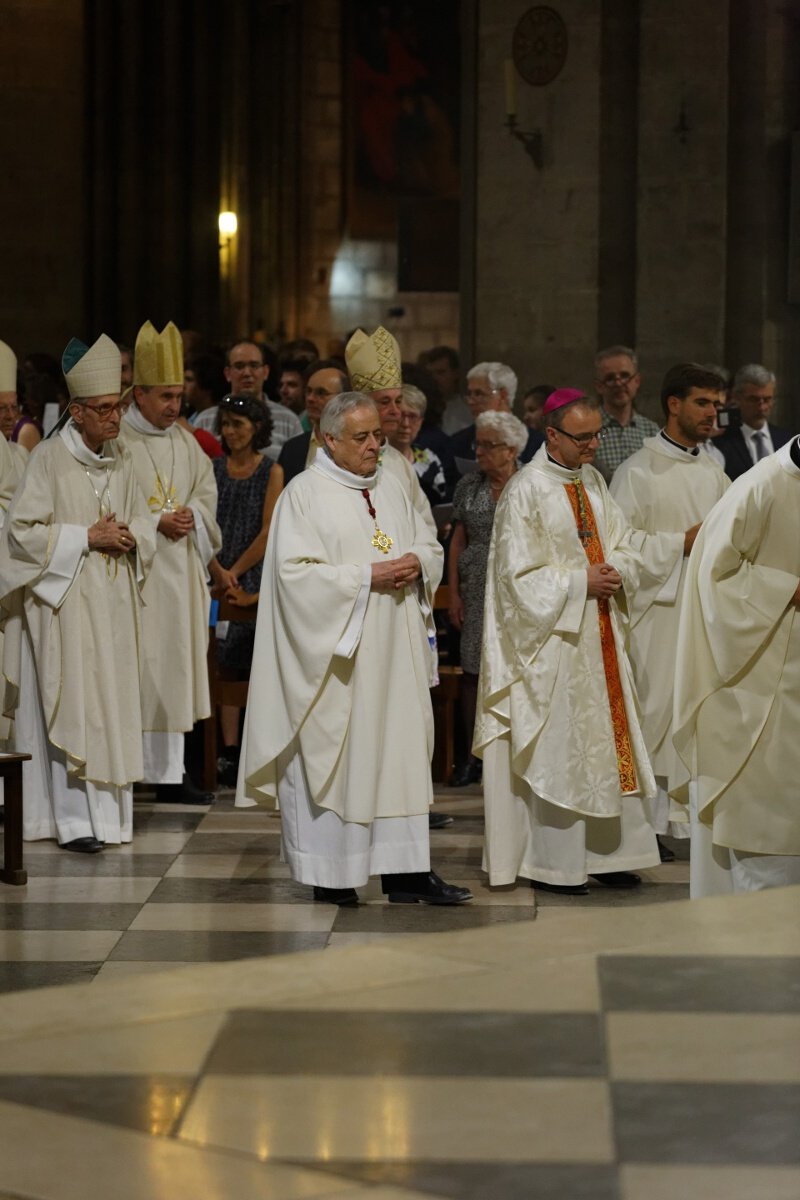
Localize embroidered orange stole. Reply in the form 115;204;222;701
564;479;638;794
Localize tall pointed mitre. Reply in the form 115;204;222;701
133;320;183;386
0;340;16;393
62;334;121;400
344;326;402;392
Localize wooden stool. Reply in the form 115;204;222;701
0;752;31;886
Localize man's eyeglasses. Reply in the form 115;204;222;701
83;401;124;419
0;404;19;417
599;372;634;386
553;427;605;446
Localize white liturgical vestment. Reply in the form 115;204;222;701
0;423;156;842
476;446;658;886
236;449;443;887
673;439;800;896
610;434;729;826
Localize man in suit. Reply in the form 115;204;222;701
716;364;793;480
452;361;542;467
277;361;349;486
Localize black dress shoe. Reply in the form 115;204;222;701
313;886;359;906
589;871;642;888
657;836;676;863
61;837;104;854
382;870;473;905
450;760;482;788
155;774;215;805
429;811;454;829
531;878;589;896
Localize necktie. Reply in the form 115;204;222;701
753;430;769;461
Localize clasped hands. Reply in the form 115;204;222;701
371;553;422;592
158;507;195;541
88;513;136;557
587;561;622;600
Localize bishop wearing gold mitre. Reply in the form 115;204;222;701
121;321;221;804
0;334;156;852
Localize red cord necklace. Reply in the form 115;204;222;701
361;488;394;554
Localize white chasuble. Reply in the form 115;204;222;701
610;436;729;800
476;446;658;886
237;450;443;827
673;440;800;861
0;424;156;840
121;407;221;731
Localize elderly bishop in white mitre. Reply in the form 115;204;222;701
236;391;471;906
0;334;156;852
121;320;221;804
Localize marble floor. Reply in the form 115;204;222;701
0;788;797;1200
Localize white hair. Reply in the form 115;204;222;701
467;361;518;401
400;384;427;417
732;363;775;393
476;410;529;454
319;391;377;438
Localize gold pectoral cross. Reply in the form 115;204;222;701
372;527;393;554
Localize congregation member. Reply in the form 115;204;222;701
519;384;555;433
447;410;528;788
610;364;729;858
223;339;302;458
419;345;470;434
476;389;659;893
208;394;275;785
236;392;472;908
388;384;448;507
591;345;659;482
673;435;800;896
0;334;155;851
277;360;350;486
122;320;221;805
715;363;792;480
278;357;311;418
452;362;542;466
184;352;227;433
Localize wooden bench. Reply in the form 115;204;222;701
0;752;32;886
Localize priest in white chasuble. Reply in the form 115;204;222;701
0;335;156;851
476;389;659;895
673;436;800;897
236;392;471;907
121;321;221;804
610;363;730;856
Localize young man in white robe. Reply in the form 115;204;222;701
236;392;471;906
0;334;156;851
610;363;730;859
476;389;659;894
672;435;800;897
121;321;222;804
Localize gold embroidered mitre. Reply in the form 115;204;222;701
0;340;16;393
133;320;183;386
62;334;121;400
344;326;402;392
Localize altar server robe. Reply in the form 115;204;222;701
610;436;729;794
237;451;442;828
476;446;658;886
672;440;800;888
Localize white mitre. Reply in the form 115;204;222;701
62;334;121;400
0;340;16;393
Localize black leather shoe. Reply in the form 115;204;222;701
61;837;104;854
156;774;215;805
450;760;482;788
589;871;642;888
657;836;676;863
313;886;359;906
429;811;454;829
383;870;473;905
531;878;589;896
